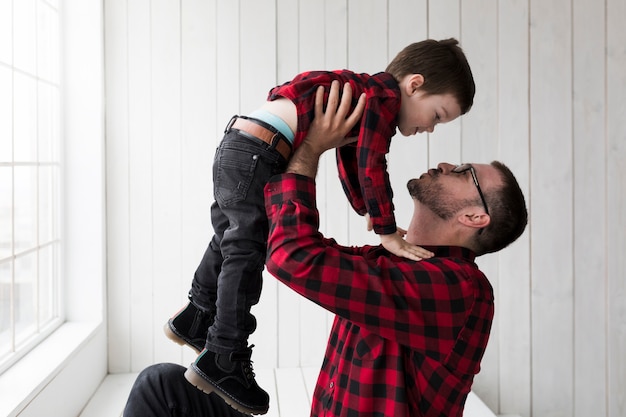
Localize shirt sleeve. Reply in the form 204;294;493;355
264;173;483;353
336;96;397;235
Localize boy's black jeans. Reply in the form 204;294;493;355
191;128;287;353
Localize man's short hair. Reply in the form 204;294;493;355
472;161;528;255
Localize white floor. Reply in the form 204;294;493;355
79;367;509;417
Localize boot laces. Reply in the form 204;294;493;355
230;345;256;379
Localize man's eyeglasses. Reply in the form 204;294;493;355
451;164;489;217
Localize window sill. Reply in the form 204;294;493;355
0;321;105;417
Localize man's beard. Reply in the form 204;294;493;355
407;177;467;220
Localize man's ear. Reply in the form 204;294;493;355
406;74;425;95
458;211;490;230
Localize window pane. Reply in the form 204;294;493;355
39;166;60;243
13;0;37;74
0;66;11;162
0;0;12;65
38;82;60;163
13;72;37;163
38;244;58;326
14;252;36;347
0;167;11;260
14;166;37;253
0;261;12;359
37;2;59;83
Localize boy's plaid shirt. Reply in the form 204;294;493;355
269;70;401;236
264;174;494;417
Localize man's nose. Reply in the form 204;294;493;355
437;162;455;173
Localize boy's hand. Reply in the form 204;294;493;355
364;213;373;231
380;233;434;261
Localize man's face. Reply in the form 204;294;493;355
407;162;496;220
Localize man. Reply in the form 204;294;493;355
123;83;528;417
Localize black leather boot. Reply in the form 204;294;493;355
164;298;214;354
184;345;269;415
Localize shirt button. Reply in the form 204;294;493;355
329;382;334;388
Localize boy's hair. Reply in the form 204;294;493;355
472;161;528;256
385;38;475;114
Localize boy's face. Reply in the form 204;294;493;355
397;74;463;137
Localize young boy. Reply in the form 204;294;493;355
164;38;475;415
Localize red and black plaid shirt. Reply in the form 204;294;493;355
268;70;401;235
264;174;494;417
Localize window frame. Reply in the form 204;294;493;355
0;1;106;415
0;0;64;375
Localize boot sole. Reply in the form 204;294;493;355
184;365;269;415
163;322;202;355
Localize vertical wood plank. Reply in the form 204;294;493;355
276;0;298;82
323;0;348;70
496;1;531;415
529;0;574;415
151;0;183;364
606;0;626;415
347;0;388;73
299;296;330;368
299;0;325;69
215;0;240;135
104;0;131;373
127;0;156;372
572;0;608;416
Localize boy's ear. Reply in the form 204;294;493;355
407;74;425;94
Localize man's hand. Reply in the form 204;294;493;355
286;80;366;178
305;80;366;154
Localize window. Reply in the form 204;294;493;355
0;0;62;374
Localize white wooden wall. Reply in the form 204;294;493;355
103;1;626;416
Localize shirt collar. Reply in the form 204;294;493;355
423;245;476;262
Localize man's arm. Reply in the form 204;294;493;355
286;80;366;178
